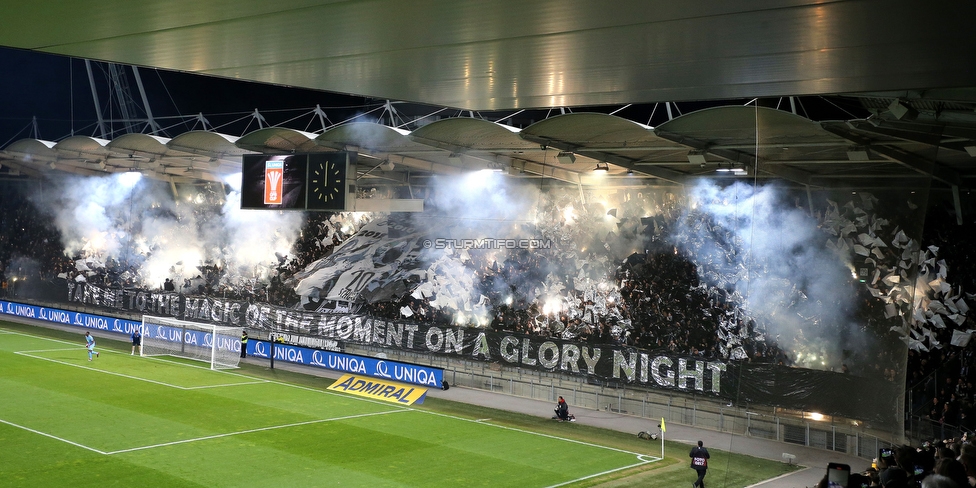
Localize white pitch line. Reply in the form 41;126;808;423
7;325;657;485
14;351;203;390
0;417;107;455
414;407;662;488
105;409;407;455
743;466;812;488
420;408;654;458
14;350;269;391
5;327;399;409
134;355;273;386
543;459;657;488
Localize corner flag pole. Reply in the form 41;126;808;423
660;417;666;459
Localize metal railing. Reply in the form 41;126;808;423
351;343;901;460
906;415;973;445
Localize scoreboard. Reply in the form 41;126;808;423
240;152;354;211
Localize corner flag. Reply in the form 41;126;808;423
660;417;666;459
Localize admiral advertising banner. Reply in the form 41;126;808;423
327;374;428;405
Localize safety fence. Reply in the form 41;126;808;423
350;343;901;461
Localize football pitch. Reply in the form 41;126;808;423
0;325;659;487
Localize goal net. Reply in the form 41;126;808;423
141;315;242;370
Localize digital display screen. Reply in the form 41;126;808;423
240;152;352;211
240;154;308;209
827;465;849;488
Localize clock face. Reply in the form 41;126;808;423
307;154;347;210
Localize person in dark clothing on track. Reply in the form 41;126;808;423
553;396;575;421
690;440;710;488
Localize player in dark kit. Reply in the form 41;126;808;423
131;328;142;355
690;440;710;487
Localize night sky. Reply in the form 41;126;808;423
0;46;377;146
0;46;871;148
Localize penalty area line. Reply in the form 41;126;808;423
0;417;107;455
14;351;196;390
15;350;268;390
105;408;408;455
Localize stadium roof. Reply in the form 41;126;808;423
1;1;975;194
1;1;974;111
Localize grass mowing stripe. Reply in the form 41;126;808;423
419;408;657;459
543;459;656;488
0;417;107;455
14;347;81;353
1;327;89;347
3;326;410;408
14;350;221;390
181;380;270;389
1;325;682;487
105;408;408;455
744;466;814;488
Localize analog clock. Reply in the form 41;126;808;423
307;154;347;210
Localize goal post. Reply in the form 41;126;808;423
141;315;242;370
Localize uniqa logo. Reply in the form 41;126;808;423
393;365;439;386
375;360;392;378
311;350;328;367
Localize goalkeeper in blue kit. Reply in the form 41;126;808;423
85;331;99;361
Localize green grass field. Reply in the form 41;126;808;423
0;321;797;487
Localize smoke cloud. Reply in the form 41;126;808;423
30;173;303;289
670;180;862;368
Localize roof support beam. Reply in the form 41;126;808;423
521;134;686;184
820;122;962;187
846;119;976;155
654;130;814;186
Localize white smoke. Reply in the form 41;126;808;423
670;180;861;369
32;173;304;289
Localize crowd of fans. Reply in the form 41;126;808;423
3;180;976;434
0;183;75;297
817;436;976;488
362;193;907;378
906;200;976;435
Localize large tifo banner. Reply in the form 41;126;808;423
53;285;901;426
63;283;732;395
